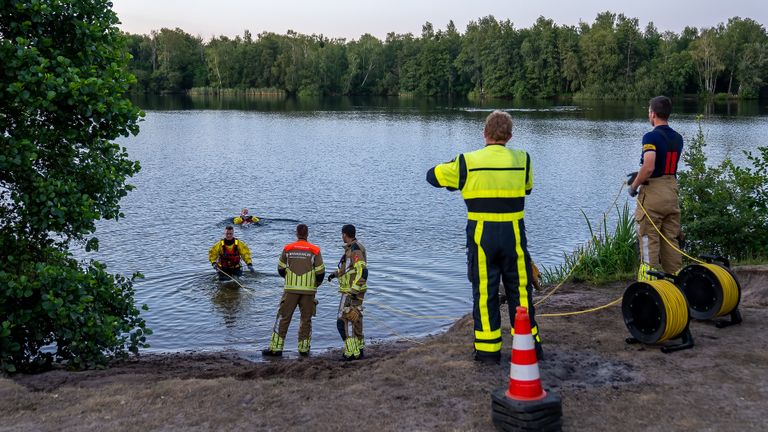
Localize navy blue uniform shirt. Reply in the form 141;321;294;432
641;125;684;178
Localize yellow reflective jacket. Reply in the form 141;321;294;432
278;240;325;293
427;144;532;222
334;239;367;294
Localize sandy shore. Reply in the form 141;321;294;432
2;267;767;431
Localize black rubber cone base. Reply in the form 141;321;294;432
491;387;562;432
492;401;562;421
492;411;563;431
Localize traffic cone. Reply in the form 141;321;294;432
491;306;562;431
506;306;546;401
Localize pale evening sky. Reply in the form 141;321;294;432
112;0;767;41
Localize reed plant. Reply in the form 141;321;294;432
541;202;637;285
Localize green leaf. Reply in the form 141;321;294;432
1;1;148;373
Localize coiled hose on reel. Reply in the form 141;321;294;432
677;258;742;328
622;279;693;353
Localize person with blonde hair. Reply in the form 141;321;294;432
426;110;541;364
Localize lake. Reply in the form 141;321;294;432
85;95;768;356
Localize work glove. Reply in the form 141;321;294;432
211;262;218;271
247;264;255;273
327;273;336;282
626;171;639;197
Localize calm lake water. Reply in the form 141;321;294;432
85;95;768;355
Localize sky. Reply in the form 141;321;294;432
112;0;767;41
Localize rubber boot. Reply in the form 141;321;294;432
474;350;500;365
535;341;544;361
298;338;311;357
357;337;365;359
637;262;657;281
342;337;360;361
263;332;284;357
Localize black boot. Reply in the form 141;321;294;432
535;341;544;361
473;350;500;365
341;353;362;361
262;348;282;357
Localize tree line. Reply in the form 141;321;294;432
126;12;768;99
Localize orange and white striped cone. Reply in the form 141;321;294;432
491;306;562;431
506;306;546;401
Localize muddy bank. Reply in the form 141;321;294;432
1;267;767;431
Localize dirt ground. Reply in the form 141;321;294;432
2;266;767;431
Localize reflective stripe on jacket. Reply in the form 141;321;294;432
428;144;532;222
278;240;325;293
336;239;367;293
641;125;684;178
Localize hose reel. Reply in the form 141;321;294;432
676;255;742;328
622;277;693;353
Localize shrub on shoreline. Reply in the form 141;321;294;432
678;117;768;260
1;0;150;373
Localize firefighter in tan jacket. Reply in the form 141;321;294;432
327;224;368;361
628;96;684;280
262;224;325;357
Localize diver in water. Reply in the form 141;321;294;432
240;208;254;224
209;225;254;280
236;208;260;225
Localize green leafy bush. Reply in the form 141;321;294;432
0;249;150;372
1;0;150;372
678;117;768;260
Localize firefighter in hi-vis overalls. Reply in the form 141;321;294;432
426;110;541;365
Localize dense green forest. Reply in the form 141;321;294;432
124;12;768;99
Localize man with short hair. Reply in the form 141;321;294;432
426;110;541;365
629;96;684;279
262;224;325;357
328;224;368;361
209;225;254;280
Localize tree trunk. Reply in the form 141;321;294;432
360;63;375;88
727;71;733;95
213;55;222;89
626;38;632;83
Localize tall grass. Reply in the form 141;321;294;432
541;202;637;285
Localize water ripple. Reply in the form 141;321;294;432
72;107;768;352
